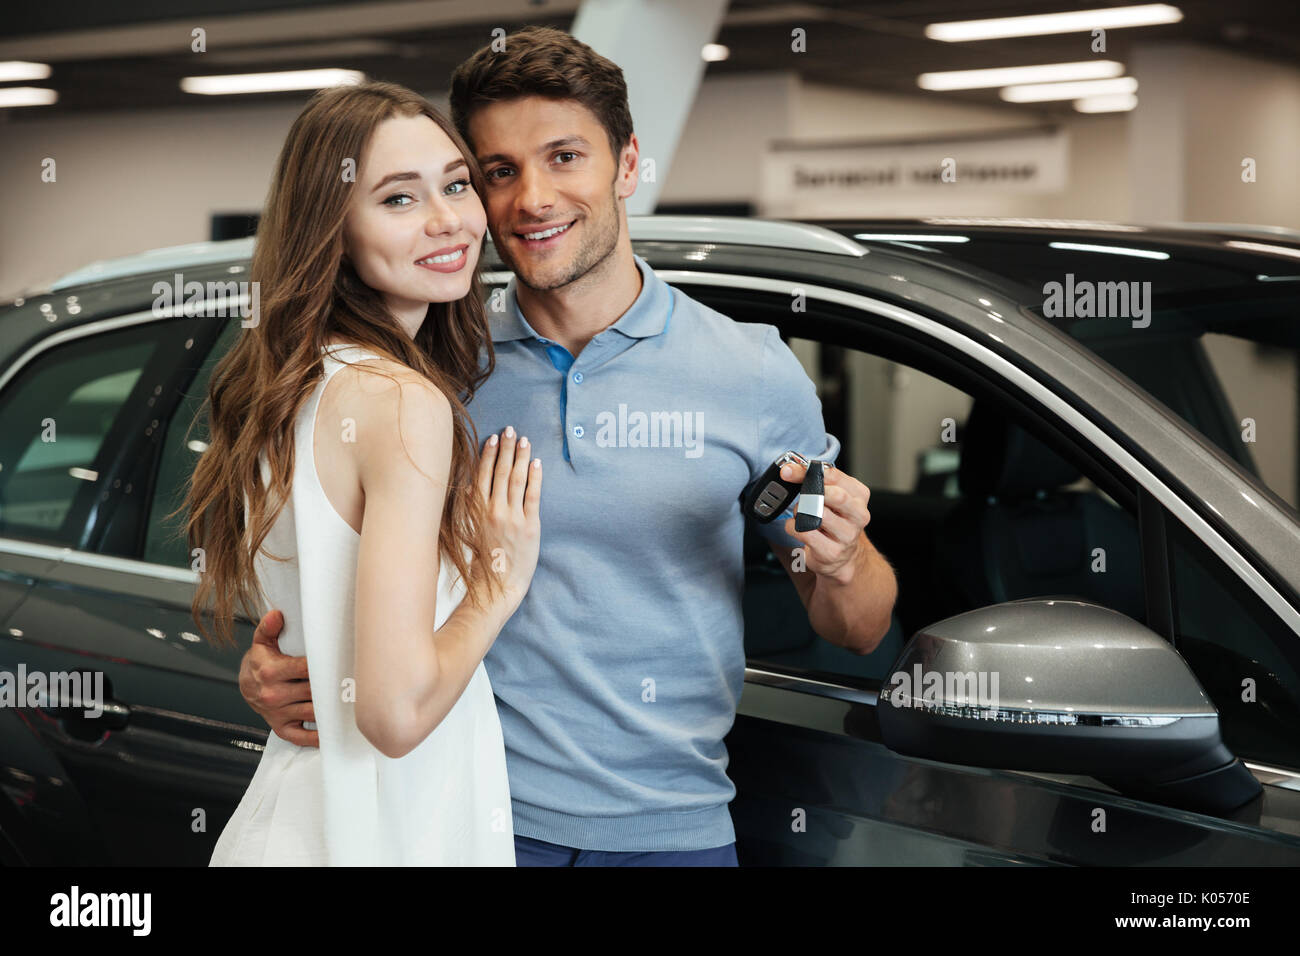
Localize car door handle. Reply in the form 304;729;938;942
59;699;131;731
39;674;131;732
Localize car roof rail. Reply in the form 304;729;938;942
628;215;867;257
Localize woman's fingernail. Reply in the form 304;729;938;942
531;458;541;468
505;425;515;438
488;434;498;446
519;436;529;448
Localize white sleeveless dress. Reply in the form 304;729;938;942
210;344;515;866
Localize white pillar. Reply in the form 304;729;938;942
572;0;730;213
1127;44;1188;222
1127;40;1300;505
1128;40;1300;228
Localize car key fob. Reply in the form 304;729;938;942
742;451;809;523
795;460;825;532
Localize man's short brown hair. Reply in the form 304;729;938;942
449;25;634;165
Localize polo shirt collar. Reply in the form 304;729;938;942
489;253;671;344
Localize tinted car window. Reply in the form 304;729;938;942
0;326;161;546
144;320;241;568
1168;517;1300;770
823;226;1300;513
743;334;1142;685
1083;310;1297;513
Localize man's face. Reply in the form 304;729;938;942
469;96;636;292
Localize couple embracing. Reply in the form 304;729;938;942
190;25;896;867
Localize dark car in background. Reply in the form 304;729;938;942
2;216;1299;865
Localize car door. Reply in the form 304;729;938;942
674;270;1300;866
0;308;263;865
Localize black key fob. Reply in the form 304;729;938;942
742;451;809;523
795;460;825;532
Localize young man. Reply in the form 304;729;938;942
239;25;897;866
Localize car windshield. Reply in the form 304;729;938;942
827;223;1300;516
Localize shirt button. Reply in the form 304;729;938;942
572;371;583;384
572;425;584;439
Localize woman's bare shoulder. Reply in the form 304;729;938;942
324;351;449;411
321;354;452;470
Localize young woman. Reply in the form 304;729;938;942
186;81;540;865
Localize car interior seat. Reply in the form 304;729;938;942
928;400;1146;626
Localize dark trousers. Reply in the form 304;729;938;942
514;833;738;866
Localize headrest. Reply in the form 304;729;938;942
957;402;1081;499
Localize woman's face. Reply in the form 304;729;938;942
343;113;487;337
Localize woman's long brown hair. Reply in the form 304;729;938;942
185;80;499;648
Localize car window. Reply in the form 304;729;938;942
1071;299;1298;515
743;333;1143;686
1038;265;1295;513
1167;517;1300;770
825;230;1300;514
0;326;162;546
143;320;241;568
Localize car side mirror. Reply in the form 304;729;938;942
877;598;1261;814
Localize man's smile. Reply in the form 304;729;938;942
515;218;576;250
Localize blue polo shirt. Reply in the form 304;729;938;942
469;253;836;852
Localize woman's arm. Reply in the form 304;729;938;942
351;370;538;758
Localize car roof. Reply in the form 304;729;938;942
10;213;1299;387
30;213;1300;312
814;216;1300;247
11;214;1299;351
814;218;1300;287
42;217;868;293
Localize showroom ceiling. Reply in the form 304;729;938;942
0;0;1298;119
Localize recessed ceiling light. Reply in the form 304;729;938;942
1001;77;1138;103
919;61;1124;91
1074;93;1139;112
0;87;57;108
180;68;364;95
927;4;1183;42
0;61;51;82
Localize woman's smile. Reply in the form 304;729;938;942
415;244;470;272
